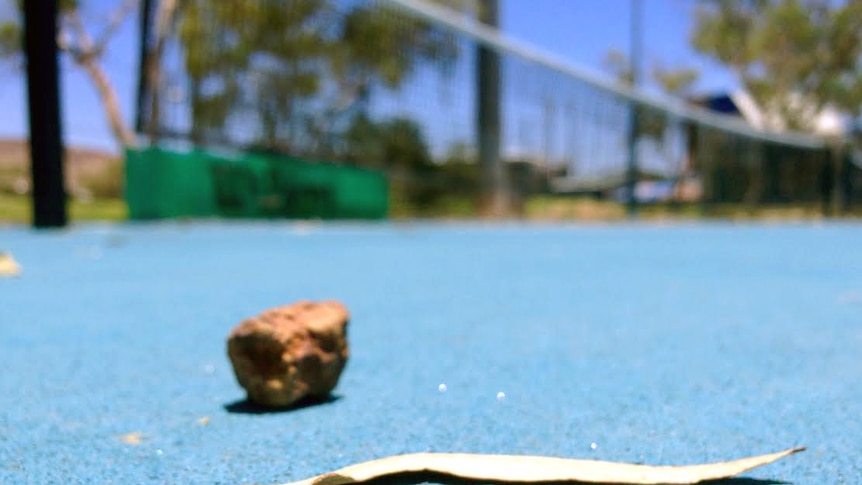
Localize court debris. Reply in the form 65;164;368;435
0;251;21;277
273;447;804;485
118;432;144;445
227;300;350;407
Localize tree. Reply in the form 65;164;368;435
344;113;446;210
344;114;431;170
176;1;244;145
602;49;700;140
652;62;699;98
334;3;459;109
691;0;862;132
0;0;138;148
0;18;18;60
172;0;464;155
603;48;700;98
603;48;634;87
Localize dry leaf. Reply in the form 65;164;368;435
275;447;804;485
0;252;21;277
119;432;144;445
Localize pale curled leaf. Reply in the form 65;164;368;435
275;447;804;485
0;252;21;277
118;432;144;445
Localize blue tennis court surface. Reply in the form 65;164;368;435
1;221;860;484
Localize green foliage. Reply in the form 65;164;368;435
0;0;20;60
337;5;457;89
345;114;436;211
343;114;483;214
0;21;19;59
175;0;460;153
380;118;432;169
652;64;699;97
603;48;633;86
0;0;117;60
344;114;431;170
343;114;384;166
603;48;700;98
178;1;278;143
601;49;698;142
691;0;862;129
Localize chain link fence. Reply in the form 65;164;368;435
137;0;856;217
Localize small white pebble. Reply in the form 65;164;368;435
496;391;506;401
155;449;163;456
438;383;447;393
590;442;598;450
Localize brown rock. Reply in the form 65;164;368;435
227;300;349;407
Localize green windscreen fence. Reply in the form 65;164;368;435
125;147;388;220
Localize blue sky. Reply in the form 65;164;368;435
0;0;737;154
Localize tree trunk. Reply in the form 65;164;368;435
81;55;137;148
146;0;179;140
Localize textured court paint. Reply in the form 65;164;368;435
1;221;860;484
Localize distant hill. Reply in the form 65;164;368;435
0;138;122;198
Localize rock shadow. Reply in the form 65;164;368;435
358;472;789;485
223;394;341;415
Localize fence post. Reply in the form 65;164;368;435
23;0;67;228
625;0;642;217
476;0;509;217
136;0;155;136
838;143;853;214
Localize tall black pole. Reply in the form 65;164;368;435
136;0;154;134
23;0;67;228
625;0;642;217
477;0;507;217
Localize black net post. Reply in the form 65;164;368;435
23;0;67;228
476;0;508;216
624;0;642;217
136;0;155;135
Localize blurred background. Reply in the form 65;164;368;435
2;0;862;225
